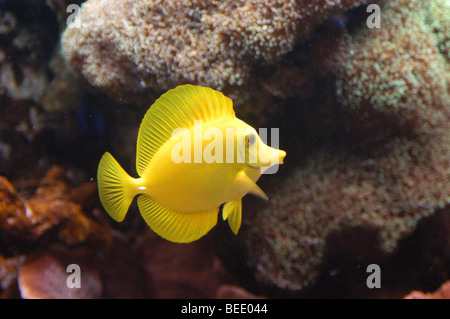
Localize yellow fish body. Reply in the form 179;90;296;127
97;85;286;243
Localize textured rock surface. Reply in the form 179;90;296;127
0;166;110;248
331;0;449;144
240;0;450;292
61;0;365;100
18;238;148;299
138;232;234;298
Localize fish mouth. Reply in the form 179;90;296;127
278;150;286;164
246;149;286;168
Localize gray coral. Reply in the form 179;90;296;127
241;0;450;291
61;0;364;100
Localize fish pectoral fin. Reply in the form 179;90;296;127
232;171;269;201
137;194;218;243
222;199;242;235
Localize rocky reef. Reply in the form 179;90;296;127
62;0;365;96
240;0;449;295
61;0;368;126
0;0;448;299
0;165;235;298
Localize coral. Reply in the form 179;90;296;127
239;0;450;292
425;0;449;62
18;238;148;299
244;131;449;291
404;281;450;299
331;0;449;144
61;0;364;100
0;166;149;298
18;246;103;299
0;166;110;250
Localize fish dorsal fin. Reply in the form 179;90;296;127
136;85;235;176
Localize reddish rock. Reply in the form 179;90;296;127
138;232;233;298
404;281;450;299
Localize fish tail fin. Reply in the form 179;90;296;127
97;152;138;222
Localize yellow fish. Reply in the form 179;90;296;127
97;85;286;243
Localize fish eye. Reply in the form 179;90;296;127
245;133;257;147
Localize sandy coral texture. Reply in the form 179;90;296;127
242;0;449;291
62;0;364;99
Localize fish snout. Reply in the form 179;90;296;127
278;150;286;164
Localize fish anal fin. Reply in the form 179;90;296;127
222;199;242;235
137;194;218;243
232;171;269;201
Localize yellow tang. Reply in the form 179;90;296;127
97;85;286;243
